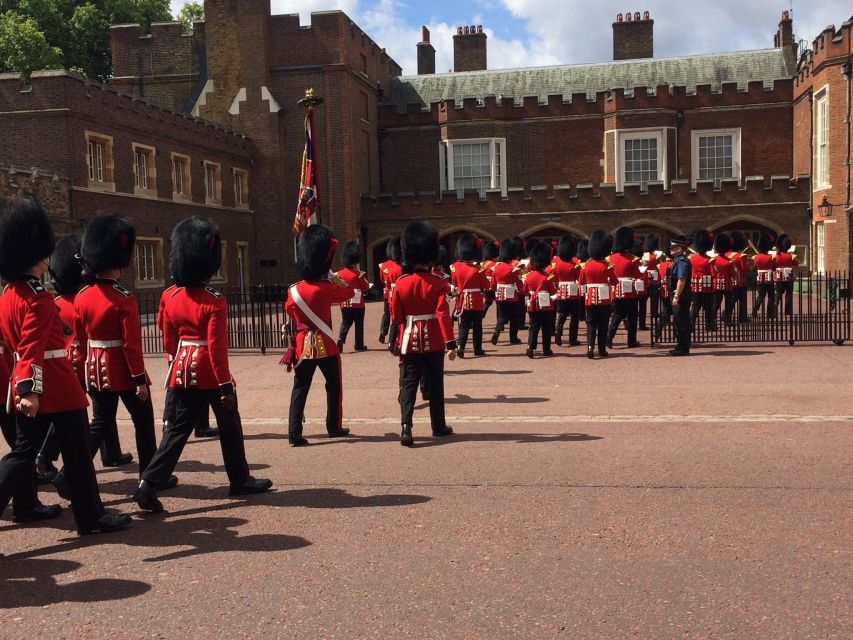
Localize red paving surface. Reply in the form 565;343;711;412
1;303;851;638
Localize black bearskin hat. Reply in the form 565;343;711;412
576;239;589;262
341;241;361;267
529;243;551;271
729;230;747;252
498;239;514;262
776;233;792;252
436;244;449;269
713;232;731;255
509;236;524;260
482;239;500;261
0;198;55;281
81;214;136;275
631;239;645;258
557;235;577;261
456;232;480;261
297;224;337;281
587;230;611;261
386;237;402;264
525;238;540;257
612;226;635;253
645;233;659;253
757;233;774;253
401;220;439;266
50;234;84;295
170;217;223;286
691;228;712;253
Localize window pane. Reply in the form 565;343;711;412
698;134;734;181
624;137;658;184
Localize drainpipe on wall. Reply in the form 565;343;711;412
844;56;852;273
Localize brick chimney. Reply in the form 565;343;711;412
417;26;436;75
453;25;487;72
774;10;797;69
612;11;654;61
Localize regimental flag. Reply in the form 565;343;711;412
294;108;320;236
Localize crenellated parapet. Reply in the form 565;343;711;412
795;15;853;87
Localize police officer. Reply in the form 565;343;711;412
668;236;693;356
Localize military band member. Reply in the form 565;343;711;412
378;238;402;344
490;239;523;345
450;233;489;358
711;233;735;326
653;251;674;339
523;243;557;358
551;235;582;347
607;226;643;349
0;199;130;534
135;217;272;512
480;240;500;314
336;241;370;352
689;229;717;332
752;233;776;319
727;231;751;324
392;220;457;447
642;234;663;334
668;236;693;356
579;230;617;359
774;234;798;316
576;240;589;322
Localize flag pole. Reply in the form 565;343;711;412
297;88;324;226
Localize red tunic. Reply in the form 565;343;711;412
689;254;714;293
0;332;11;392
579;260;618;306
711;255;734;292
550;257;581;300
609;252;643;299
753;254;775;283
75;280;149;392
523;270;558;312
391;271;455;354
725;251;749;287
480;259;497;289
380;260;403;302
658;259;673;297
644;252;661;286
285;279;354;360
0;279;88;414
54;294;85;385
161;285;236;394
492;261;522;302
774;252;799;282
450;261;490;312
336;266;370;309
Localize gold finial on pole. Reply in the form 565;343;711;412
297;88;324;107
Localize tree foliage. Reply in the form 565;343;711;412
0;1;172;81
177;1;202;33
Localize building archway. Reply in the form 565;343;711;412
368;235;393;290
439;225;497;262
518;224;586;255
709;216;782;249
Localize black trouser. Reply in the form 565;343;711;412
288;355;343;437
713;290;735;325
458;310;484;353
775;281;794;316
734;286;749;322
162;387;215;433
483;291;495;315
555;299;581;344
585;305;611;353
673;298;692;352
528;310;555;353
690;292;717;329
655;296;673;338
142;389;250;487
87;389;157;476
0;410;103;527
637;292;650;329
517;299;528;328
607;298;639;344
399;351;446;432
494;301;520;342
339;307;365;349
753;283;776;318
379;299;391;338
1;409;15;449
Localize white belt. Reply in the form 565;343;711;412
648;271;660;282
461;288;481;294
407;314;436;322
44;349;67;360
180;339;208;347
401;314;438;355
89;339;123;349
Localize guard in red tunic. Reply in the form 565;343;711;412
378;238;402;344
490;239;523;345
450;233;489;358
0;199;130;534
752;233;776;319
654;252;674;339
135;217;272;512
336;241;370;352
579;230;618;359
689;229;717;331
774;234;798;316
710;233;735;326
480;240;500;315
285;225;355;446
642;234;663;334
607;226;643;348
727;231;751;324
392;220;457;447
551;235;582;347
523;243;558;358
0;329;12;452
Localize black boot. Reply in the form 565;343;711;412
194;425;220;438
328;427;351;438
133;481;164;513
13;503;62;523
78;513;132;536
35;454;58;485
587;347;595;360
432;425;454;437
102;452;134;467
400;424;414;447
229;477;273;495
490;331;499;345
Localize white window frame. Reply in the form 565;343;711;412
88;141;104;182
690;128;741;187
814;86;830;190
211;242;228;283
132;143;156;195
171;152;191;200
84;131;115;191
233;168;249;208
439;138;507;196
204;161;222;205
815;222;825;273
133;237;164;289
616;128;667;191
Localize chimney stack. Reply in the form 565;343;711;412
774;10;796;69
453;25;487;72
612;11;654;61
417;26;436;75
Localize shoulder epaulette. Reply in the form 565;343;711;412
546;273;556;280
204;285;223;298
112;283;131;297
169;286;183;298
26;278;46;295
450;264;456;273
359;270;366;278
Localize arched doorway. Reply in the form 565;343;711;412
520;225;586;255
439;227;497;262
711;219;780;249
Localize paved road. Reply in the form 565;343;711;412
1;304;851;638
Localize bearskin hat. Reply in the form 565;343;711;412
713;232;731;255
612;226;635;253
482;239;500;261
525;238;540;258
50;234;84;295
436;244;449;269
757;233;774;253
587;230;611;261
576;240;589;262
0;198;55;281
557;235;577;261
729;230;748;252
81;214;136;276
456;232;480;261
401;219;439;266
776;233;792;252
509;236;524;260
170;217;223;286
645;233;659;253
386;237;402;264
497;239;514;262
691;228;712;253
529;243;551;271
296;224;337;281
341;241;361;267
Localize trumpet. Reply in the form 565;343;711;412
746;238;760;256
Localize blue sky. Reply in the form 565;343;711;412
169;1;852;75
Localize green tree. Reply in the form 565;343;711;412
177;0;202;33
0;11;62;81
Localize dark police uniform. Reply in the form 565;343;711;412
669;253;693;354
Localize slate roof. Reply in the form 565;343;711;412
387;49;793;111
